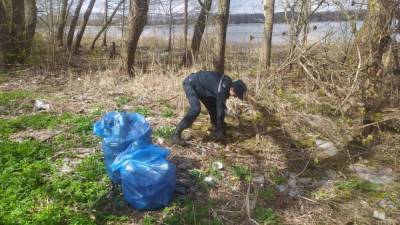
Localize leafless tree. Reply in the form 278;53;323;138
354;0;397;74
56;0;69;46
283;0;325;60
90;0;124;51
66;0;85;50
184;0;188;56
72;0;97;54
11;0;26;63
122;0;150;76
263;0;275;68
0;1;9;67
24;0;37;52
103;0;108;46
212;0;230;73
182;0;212;66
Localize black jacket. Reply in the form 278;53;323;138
185;71;232;131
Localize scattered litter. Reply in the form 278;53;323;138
204;176;217;185
156;137;164;145
33;100;51;111
315;139;338;157
253;176;265;186
277;185;288;193
377;199;395;209
373;209;386;220
212;161;224;170
350;164;395;184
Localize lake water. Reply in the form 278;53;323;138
85;21;364;45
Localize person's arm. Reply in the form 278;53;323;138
215;77;230;136
215;92;227;135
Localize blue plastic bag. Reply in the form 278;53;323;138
110;145;176;210
93;112;152;182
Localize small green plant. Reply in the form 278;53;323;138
232;165;252;182
163;199;223;225
153;126;175;139
335;178;380;199
259;187;276;200
161;106;175;118
135;106;152;117
336;178;379;193
254;207;281;225
115;96;131;106
69;116;94;135
142;215;157;225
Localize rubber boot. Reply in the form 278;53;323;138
171;125;187;146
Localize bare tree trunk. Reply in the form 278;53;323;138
72;0;97;54
11;0;26;63
184;0;188;55
354;0;394;73
66;0;75;17
0;1;9;67
24;0;37;53
48;0;55;42
212;0;230;73
122;0;126;37
90;0;124;51
66;0;84;50
167;0;173;52
102;0;108;46
122;0;149;76
301;0;310;45
182;0;212;66
57;0;68;46
263;0;275;68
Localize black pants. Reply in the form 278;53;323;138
175;80;217;135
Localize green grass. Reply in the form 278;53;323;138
0;90;29;107
142;215;158;225
254;207;281;225
232;165;252;182
161;106;175;118
162;200;223;225
135;106;152;117
115;96;131;107
336;178;380;193
153;126;175;139
0;112;116;225
335;177;381;199
259;187;276;201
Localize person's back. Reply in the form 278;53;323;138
188;71;232;100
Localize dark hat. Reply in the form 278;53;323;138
232;79;247;100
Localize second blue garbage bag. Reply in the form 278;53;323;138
93;111;176;210
111;145;176;210
93;112;152;183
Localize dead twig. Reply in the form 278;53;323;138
335;47;362;114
